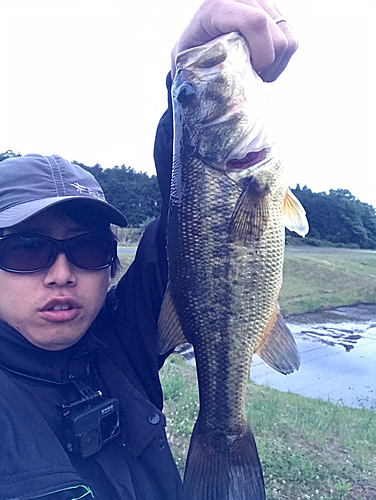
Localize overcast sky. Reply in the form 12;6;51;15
1;0;375;207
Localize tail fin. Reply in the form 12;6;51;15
183;420;265;500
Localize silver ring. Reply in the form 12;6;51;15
274;16;287;24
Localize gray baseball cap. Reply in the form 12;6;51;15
0;154;128;228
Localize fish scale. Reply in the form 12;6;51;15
157;32;308;500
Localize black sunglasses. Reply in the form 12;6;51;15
0;233;117;273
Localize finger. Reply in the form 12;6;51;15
208;2;278;74
260;19;298;81
171;0;298;80
237;0;298;81
171;0;276;77
256;0;298;80
232;8;276;74
258;15;288;80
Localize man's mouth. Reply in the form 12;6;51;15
40;298;81;322
49;304;72;311
41;298;80;311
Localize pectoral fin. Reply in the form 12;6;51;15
229;176;270;244
157;282;188;355
255;308;300;374
283;189;309;237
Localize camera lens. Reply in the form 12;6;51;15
80;427;101;457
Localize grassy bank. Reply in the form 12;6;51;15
281;247;376;315
118;246;376;316
160;355;376;500
115;248;137;278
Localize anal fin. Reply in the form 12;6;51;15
157;282;188;355
255;308;300;374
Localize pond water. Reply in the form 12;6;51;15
178;303;376;410
250;303;376;410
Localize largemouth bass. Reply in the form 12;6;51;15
158;32;309;500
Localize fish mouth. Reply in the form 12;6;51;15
226;148;269;172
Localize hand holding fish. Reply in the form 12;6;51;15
171;0;297;82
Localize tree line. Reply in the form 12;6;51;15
2;150;376;248
72;161;162;227
288;185;376;249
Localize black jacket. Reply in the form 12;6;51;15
0;81;181;500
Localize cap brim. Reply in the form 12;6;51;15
0;196;128;228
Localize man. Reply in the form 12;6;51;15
0;1;298;498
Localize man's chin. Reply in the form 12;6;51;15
24;327;87;351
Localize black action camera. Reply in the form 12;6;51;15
57;380;120;458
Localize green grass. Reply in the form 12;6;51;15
160;355;376;500
279;247;376;315
113;250;136;283
118;245;376;315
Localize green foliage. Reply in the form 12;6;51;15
289;186;376;249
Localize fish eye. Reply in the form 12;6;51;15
177;81;197;104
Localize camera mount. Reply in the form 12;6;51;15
57;377;120;458
56;378;103;417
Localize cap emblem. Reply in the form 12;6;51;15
70;182;105;201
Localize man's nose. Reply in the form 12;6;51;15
43;252;77;287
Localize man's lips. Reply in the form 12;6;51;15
39;298;82;322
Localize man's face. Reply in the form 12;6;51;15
0;206;111;351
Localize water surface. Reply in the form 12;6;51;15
179;303;376;410
250;303;376;410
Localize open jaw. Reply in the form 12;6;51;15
226;148;269;173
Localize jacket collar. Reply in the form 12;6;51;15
0;319;107;385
